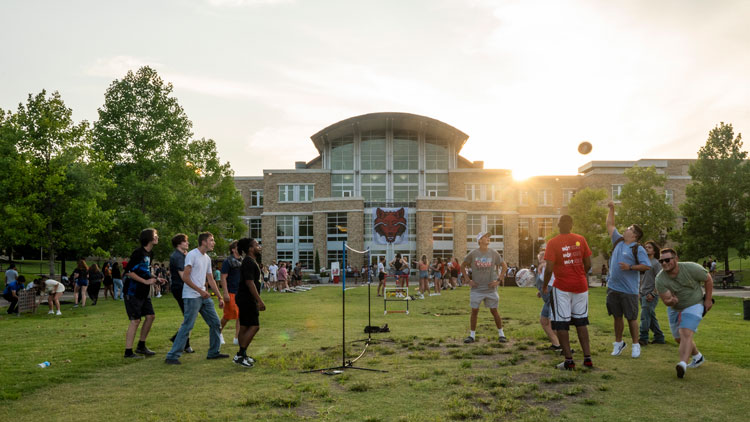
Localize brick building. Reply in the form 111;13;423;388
234;112;693;271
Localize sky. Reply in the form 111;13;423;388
1;0;749;180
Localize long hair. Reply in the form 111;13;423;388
77;259;88;271
645;241;661;259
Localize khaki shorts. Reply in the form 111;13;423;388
470;290;499;309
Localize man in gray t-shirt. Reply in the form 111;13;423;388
461;232;508;344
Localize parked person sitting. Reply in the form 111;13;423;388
723;270;734;289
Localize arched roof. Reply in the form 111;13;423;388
310;112;469;153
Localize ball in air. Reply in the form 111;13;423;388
578;141;593;155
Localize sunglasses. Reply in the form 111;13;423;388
658;258;673;264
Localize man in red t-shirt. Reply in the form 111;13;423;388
543;215;593;370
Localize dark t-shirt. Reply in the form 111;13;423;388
169;249;186;290
72;268;88;281
237;256;261;305
111;266;122;279
88;269;103;283
221;256;242;294
124;247;153;299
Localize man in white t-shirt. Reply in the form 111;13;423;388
165;232;227;364
268;261;279;291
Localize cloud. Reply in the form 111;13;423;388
206;0;293;6
84;56;163;78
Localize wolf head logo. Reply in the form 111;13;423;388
374;208;407;243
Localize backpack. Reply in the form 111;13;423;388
611;237;642;273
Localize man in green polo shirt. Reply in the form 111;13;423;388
655;248;713;379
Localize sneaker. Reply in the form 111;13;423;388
557;360;575;370
184;346;195;354
583;358;594;368
135;346;156;356
463;336;476;344
233;338;239;345
207;353;230;360
631;343;641;358
48;310;55;315
124;353;144;359
219;333;226;345
687;354;705;368
418;294;425;299
611;341;627;356
56;310;62;316
246;356;257;364
676;362;686;378
650;339;666;344
73;304;79;308
549;344;562;351
638;339;648;346
165;358;181;365
498;336;508;343
235;355;254;368
156;293;162;298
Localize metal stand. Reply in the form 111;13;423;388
302;242;387;373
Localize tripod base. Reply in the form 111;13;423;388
301;363;387;373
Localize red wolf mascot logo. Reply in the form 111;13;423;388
374;208;407;244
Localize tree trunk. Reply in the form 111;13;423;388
48;246;57;278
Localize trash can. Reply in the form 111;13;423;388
744;298;750;321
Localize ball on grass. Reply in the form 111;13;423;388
578;141;593;155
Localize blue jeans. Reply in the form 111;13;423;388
113;279;123;299
639;295;665;343
166;297;222;360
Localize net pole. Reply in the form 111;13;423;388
342;241;346;366
366;249;371;332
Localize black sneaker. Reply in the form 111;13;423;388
463;336;475;344
498;336;508;343
549;345;563;351
233;355;254;368
583;358;594;368
207;353;230;360
165;358;181;365
135;346;156;356
184;346;195;354
557;360;575;371
124;353;144;359
676;363;686;378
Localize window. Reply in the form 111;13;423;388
425;136;448;170
538;218;555;239
519;218;530;239
361;173;386;202
360;131;386;170
465;184;500;201
331;135;354;170
249;218;262;241
432;249;453;261
465;184;481;201
278;184;315;203
393;131;418;170
250;190;263;207
276;216;294;244
277;250;293;263
665;189;674;205
538;189;552;206
612;184;624;202
332;174;354;198
562;189;575;206
486;215;504;242
519;190;529;205
432;212;453;241
425;173;449;197
393;173;419;202
327;250;344;270
487;185;499;201
327;212;347;241
466;215;482;243
298;215;313;243
298;251;314;270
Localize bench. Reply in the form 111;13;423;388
713;272;742;289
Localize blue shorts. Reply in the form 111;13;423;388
667;303;704;338
419;270;428;278
541;300;551;318
76;279;89;287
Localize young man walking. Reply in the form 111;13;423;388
233;237;266;368
462;231;508;343
655;248;713;378
168;233;194;354
123;228;166;358
606;201;651;358
219;241;242;346
165;232;227;365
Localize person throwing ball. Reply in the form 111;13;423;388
462;231;508;343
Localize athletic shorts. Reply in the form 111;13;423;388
76;278;89;287
237;299;259;327
50;284;66;294
470;289;499;309
606;289;639;320
419;270;428;278
378;272;385;281
124;295;154;320
550;288;589;330
223;293;238;320
667;303;704;338
269;274;278;282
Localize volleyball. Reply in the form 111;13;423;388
578;141;593;155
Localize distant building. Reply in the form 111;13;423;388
234;112;693;270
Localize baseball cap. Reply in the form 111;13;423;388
476;231;490;242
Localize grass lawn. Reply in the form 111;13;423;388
1;285;749;422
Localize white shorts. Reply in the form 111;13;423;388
550;288;589;330
269;274;278;282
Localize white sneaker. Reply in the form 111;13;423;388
156;293;162;298
48;310;55;315
611;341;627;356
419;294;425;299
56;310;62;316
687;354;705;368
219;333;226;345
631;343;641;358
233;338;239;345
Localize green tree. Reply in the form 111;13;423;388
566;188;610;259
617;165;676;245
0;91;113;275
677;122;750;269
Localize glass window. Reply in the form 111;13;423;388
433;249;452;261
393;131;418;170
425;173;448;197
393;173;419;202
519;218;530;239
465;184;479;200
519;190;529;205
278;185;292;203
298;215;313;243
279;184;314;202
487;185;499;201
277;250;293;263
665;189;674;205
612;184;624;202
487;215;504;242
327;250;344;270
299;251;314;270
466;215;482;243
539;218;555;239
538;189;552;206
299;185;314;202
330;135;354;170
331;174;354;198
562;189;575;206
250;190;263;207
327;212;347;241
425;137;448;170
362;173;386;202
432;212;453;241
249;218;262;241
360;131;386;170
276;216;294;243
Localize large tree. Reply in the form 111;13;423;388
0;91;113;275
617;165;676;245
677;122;749;269
566;187;610;259
92;67;244;259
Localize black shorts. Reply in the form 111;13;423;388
378;272;385;281
606;289;639;320
124;295;154;320
237;299;259;327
